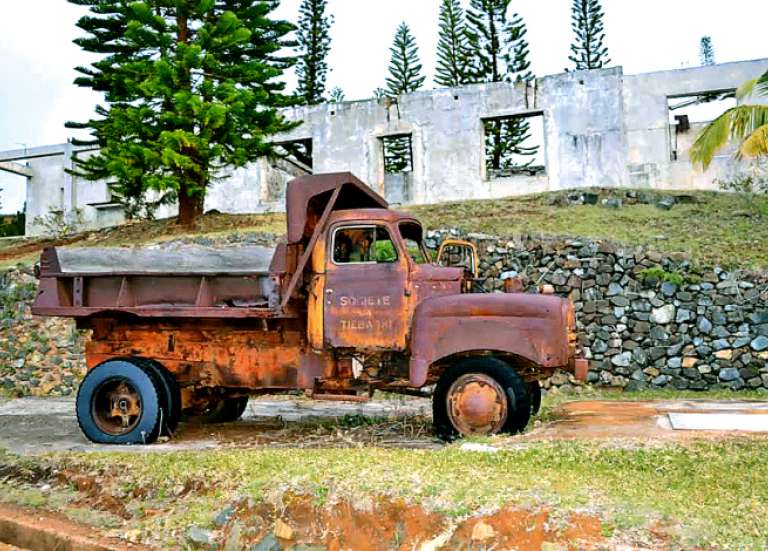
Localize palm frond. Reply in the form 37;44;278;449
737;125;768;159
691;104;768;170
736;78;759;100
737;69;768;99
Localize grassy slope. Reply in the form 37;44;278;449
1;189;766;270
410;190;768;269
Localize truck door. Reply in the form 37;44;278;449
324;224;408;350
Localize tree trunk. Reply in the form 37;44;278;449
177;186;204;227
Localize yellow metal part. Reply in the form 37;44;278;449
436;239;479;279
307;236;326;349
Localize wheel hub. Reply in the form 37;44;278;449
93;379;142;435
446;373;508;435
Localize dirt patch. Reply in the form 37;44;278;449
0;503;156;551
222;494;614;551
524;400;768;442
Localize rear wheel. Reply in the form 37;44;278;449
433;357;531;440
132;358;181;436
76;359;165;444
184;396;249;424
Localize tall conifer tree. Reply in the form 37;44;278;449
466;0;535;174
385;23;426;96
568;0;610;70
67;0;298;226
296;0;333;104
700;36;715;66
435;0;471;87
466;0;532;84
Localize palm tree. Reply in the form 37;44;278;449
690;69;768;169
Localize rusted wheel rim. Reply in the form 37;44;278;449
446;373;508;435
91;378;142;435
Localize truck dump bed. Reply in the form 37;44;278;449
32;172;389;320
33;244;282;319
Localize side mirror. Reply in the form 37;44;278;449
436;239;479;279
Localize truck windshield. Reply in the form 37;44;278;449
398;222;430;264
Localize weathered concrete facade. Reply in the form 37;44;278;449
2;58;766;236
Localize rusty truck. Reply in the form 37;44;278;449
32;173;587;444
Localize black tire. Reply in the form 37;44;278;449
433;357;531;441
133;358;181;436
528;380;542;416
76;359;164;445
184;396;249;424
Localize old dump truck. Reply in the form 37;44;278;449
32;173;587;444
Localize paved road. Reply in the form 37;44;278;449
0;396;431;455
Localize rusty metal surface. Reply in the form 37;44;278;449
285;172;388;243
446;373;508;435
85;319;310;392
408;293;572;387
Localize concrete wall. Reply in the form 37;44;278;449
2;58;766;236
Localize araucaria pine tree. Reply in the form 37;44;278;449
296;0;333;104
700;36;715;66
385;23;426;96
434;0;472;87
568;0;610;70
466;0;535;174
66;0;298;226
466;0;532;84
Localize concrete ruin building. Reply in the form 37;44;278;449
1;58;766;236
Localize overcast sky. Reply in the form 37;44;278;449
0;0;766;212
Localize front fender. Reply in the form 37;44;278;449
408;293;570;387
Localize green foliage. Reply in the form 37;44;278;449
465;0;532;84
382;135;413;174
691;69;768;170
385;22;426;96
568;0;610;71
699;36;715;66
296;0;333;105
434;0;472;87
638;266;685;286
67;0;299;226
0;212;25;238
483;116;539;175
328;86;345;103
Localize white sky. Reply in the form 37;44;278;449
0;0;766;212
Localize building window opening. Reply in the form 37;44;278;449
667;91;735;161
381;134;413;174
274;138;313;171
482;113;545;179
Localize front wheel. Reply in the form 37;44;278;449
432;357;531;440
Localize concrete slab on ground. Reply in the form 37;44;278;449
668;412;768;432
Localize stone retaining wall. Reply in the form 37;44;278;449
1;230;767;396
426;230;768;392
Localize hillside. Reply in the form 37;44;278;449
1;188;766;270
